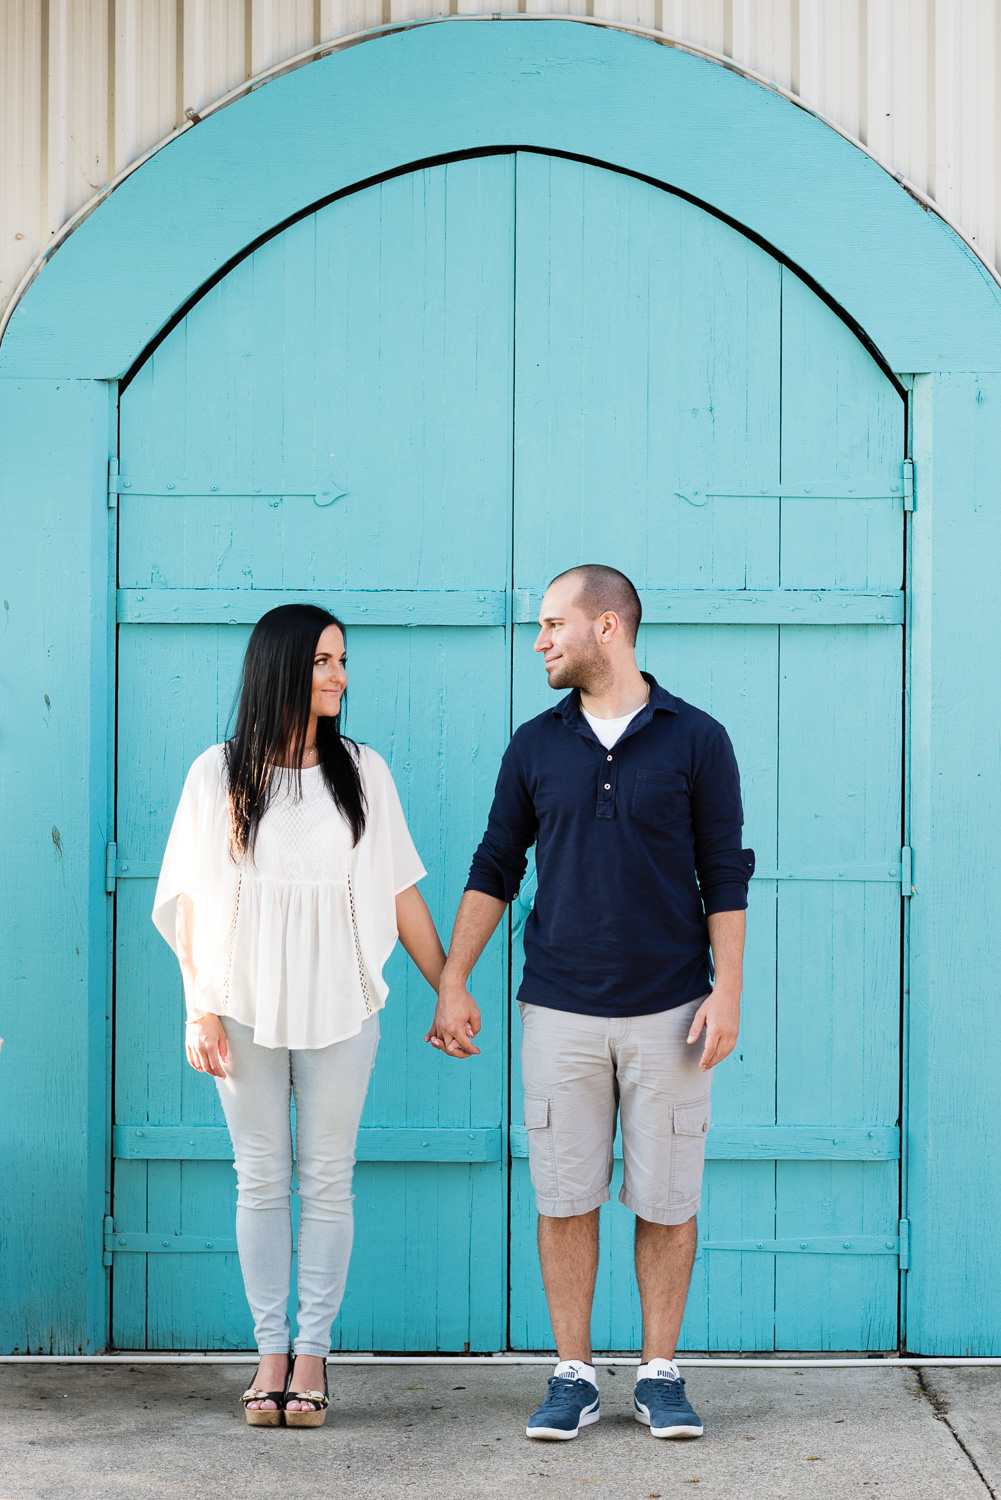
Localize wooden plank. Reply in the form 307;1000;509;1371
642;622;780;1351
907;374;1001;1356
114;156;516;1351
114;1126;503;1162
773;261;904;1351
513;589;903;626
0;378;113;1357
509;1126;899;1161
779;269;904;593
697;1237;899;1256
512;151;783;597
117;589;507;625
509;152;787;1353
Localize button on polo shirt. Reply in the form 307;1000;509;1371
465;674;755;1017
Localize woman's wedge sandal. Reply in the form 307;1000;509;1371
284;1360;329;1428
241;1356;291;1427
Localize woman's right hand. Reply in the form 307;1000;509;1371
185;1014;229;1077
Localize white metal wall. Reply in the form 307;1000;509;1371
2;0;999;324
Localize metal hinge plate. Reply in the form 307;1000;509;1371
903;457;915;511
105;842;117;894
898;1218;911;1270
108;458;119;510
103;1215;115;1268
901;846;914;898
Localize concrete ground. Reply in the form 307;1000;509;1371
0;1361;998;1500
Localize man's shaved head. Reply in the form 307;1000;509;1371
548;564;642;646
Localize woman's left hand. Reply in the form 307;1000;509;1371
185;1013;229;1077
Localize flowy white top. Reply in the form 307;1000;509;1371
152;743;426;1050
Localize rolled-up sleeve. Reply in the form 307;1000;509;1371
465;735;538;903
692;728;755;915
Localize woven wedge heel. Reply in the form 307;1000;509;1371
284;1360;328;1428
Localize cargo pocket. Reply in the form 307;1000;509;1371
524;1094;559;1203
669;1097;711;1207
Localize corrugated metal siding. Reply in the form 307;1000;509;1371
3;0;1000;321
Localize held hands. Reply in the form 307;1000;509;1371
687;986;741;1071
424;981;482;1061
185;1013;229;1078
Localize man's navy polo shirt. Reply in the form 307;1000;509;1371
465;674;755;1017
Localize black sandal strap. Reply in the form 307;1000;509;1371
241;1387;286;1406
242;1355;292;1408
287;1359;328;1410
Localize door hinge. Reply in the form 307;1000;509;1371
898;1217;911;1270
902;457;915;511
103;1215;115;1268
105;842;117;894
901;846;913;898
108;457;119;509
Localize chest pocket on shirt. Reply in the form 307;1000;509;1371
630;769;691;829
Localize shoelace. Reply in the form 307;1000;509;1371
642;1377;687;1408
540;1376;591;1410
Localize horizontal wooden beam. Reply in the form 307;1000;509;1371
514;589;904;626
116;588;905;627
113;481;903;503
116;860;906;886
113;1125;502;1163
695;1236;900;1256
116;1125;899;1165
752;864;903;882
509;1124;899;1161
117;590;507;626
102;1231;899;1257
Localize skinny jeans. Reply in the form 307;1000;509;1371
215;1013;379;1357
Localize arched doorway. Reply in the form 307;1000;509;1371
111;151;904;1351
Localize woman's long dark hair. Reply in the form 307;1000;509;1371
224;604;366;860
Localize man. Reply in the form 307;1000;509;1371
427;564;754;1442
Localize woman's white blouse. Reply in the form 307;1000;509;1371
152;744;426;1050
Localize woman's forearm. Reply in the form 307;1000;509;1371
395;884;447;992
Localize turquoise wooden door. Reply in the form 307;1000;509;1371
508;155;904;1351
111;151;904;1351
112;157;515;1350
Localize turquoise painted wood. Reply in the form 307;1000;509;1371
0;379;114;1355
507;155;904;1351
6;23;1001;1357
112;157;515;1350
906;374;1001;1355
5;22;1001;381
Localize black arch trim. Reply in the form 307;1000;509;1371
121;144;904;399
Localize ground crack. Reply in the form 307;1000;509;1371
916;1369;998;1498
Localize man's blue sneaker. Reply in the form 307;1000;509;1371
526;1373;600;1440
634;1370;703;1438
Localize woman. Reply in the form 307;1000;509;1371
152;604;446;1427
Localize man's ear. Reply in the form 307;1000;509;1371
598;611;619;642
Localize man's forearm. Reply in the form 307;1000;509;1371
707;908;745;991
440;889;507;989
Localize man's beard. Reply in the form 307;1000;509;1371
545;642;611;695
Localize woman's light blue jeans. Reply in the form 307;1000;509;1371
215;1014;379;1356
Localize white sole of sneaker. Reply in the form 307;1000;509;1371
634;1404;703;1438
526;1406;600;1441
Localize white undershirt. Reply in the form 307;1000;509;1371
581;705;644;749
